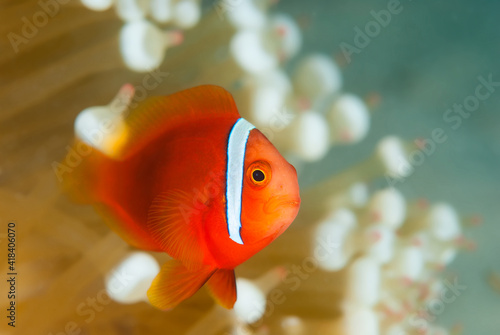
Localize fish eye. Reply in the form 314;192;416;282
247;161;272;187
252;169;265;182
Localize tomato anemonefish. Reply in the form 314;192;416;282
63;85;300;310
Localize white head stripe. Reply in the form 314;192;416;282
226;118;255;245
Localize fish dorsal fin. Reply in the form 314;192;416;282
147;190;208;269
147;259;216;310
119;85;239;158
206;269;237;309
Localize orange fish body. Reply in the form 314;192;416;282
64;85;300;310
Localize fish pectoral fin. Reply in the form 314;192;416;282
206;269;237;309
147;190;207;268
147;259;216;310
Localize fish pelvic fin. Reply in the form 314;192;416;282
206;268;237;309
147;259;216;310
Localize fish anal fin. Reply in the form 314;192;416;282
147;259;216;310
206;269;237;309
147;190;208;268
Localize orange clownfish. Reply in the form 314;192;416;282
63;85;300;310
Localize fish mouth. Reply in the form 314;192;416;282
264;196;301;214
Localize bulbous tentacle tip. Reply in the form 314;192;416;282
110;83;136;114
166;30;184;46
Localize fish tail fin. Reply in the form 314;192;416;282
60;139;162;251
62;111;131;202
147;260;216;310
59;138;109;204
60;84;132;202
206;269;237;309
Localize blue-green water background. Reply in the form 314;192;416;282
279;0;500;333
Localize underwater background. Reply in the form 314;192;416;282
301;0;500;332
1;0;499;334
